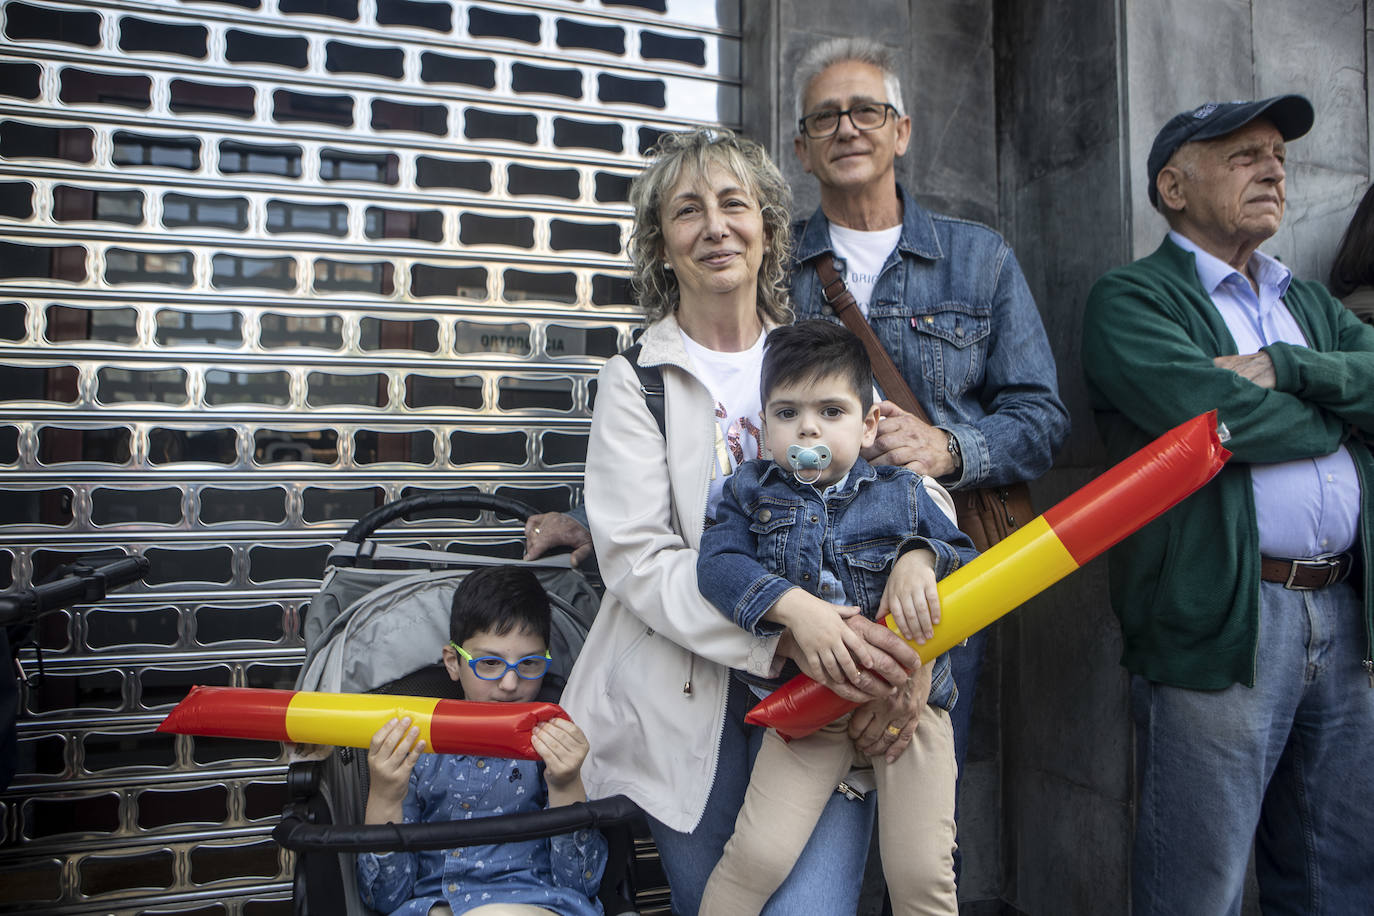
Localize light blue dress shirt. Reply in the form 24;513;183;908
1170;230;1359;558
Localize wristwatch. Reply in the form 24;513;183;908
942;429;962;470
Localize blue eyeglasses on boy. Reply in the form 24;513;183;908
450;642;551;680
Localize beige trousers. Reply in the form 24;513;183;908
699;707;958;916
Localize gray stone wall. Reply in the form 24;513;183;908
740;1;1371;913
1124;0;1372;279
993;0;1134;910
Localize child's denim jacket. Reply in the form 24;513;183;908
698;456;979;711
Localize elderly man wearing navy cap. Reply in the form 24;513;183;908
1082;96;1374;914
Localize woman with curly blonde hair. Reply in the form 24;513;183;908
560;128;918;914
625;128;794;327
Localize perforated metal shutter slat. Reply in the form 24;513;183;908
0;1;739;912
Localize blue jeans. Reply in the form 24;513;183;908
1131;579;1374;916
647;678;875;915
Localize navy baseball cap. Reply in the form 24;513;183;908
1146;94;1314;206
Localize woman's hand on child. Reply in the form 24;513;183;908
850;664;931;763
534;717;590;807
774;615;921;703
768;588;875;688
880;548;941;643
363;717;424;824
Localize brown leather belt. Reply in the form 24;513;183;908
1260;553;1353;590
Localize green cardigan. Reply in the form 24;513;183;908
1082;237;1374;689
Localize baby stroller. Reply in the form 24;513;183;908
272;491;661;916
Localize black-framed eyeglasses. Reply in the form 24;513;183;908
798;103;899;139
451;642;551;681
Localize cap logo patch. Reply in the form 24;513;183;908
1192;103;1218;119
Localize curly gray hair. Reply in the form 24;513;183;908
627;128;793;325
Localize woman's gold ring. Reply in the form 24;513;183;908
532;526;541;537
885;724;901;738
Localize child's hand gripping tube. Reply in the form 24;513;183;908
786;444;831;485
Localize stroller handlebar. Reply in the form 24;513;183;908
0;556;151;627
342;491;543;545
273;794;643;853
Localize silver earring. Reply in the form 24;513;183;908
663;260;674;272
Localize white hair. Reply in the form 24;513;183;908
794;37;906;124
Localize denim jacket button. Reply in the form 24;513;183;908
802;573;811;581
810;514;819;523
757;508;771;522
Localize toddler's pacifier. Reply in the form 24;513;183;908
786;444;831;485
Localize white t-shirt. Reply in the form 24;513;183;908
680;328;766;517
829;222;902;317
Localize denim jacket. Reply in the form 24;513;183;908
790;186;1069;489
698;456;979;711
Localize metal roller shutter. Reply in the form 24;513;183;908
0;1;740;912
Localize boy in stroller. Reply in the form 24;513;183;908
357;565;607;916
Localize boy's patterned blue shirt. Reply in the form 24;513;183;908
356;752;606;916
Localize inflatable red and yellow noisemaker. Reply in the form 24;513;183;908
747;410;1231;740
161;412;1227;753
158;686;566;760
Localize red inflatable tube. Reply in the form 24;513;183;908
747;411;1230;740
158;685;568;760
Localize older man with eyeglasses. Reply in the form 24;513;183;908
786;36;1069;886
